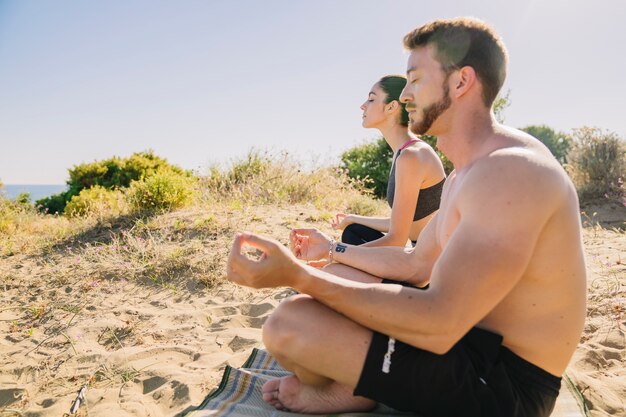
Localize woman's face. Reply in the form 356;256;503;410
360;83;388;128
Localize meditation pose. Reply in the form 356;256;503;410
227;17;586;417
334;75;445;247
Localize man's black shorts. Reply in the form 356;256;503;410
353;286;562;417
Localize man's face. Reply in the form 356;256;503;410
400;45;452;136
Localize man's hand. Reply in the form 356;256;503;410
289;228;332;261
227;232;301;289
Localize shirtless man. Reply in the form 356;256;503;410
227;17;586;417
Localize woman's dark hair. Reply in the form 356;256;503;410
377;75;409;127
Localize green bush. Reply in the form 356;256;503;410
492;90;511;123
566;127;625;203
340;136;453;198
521;125;571;164
126;171;198;212
68;150;184;192
340;138;393;198
65;186;125;218
15;193;31;206
37;151;189;214
36;192;70;215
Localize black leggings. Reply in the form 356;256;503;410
342;223;417;247
341;223;384;245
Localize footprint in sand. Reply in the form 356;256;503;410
0;388;27;408
208;302;273;330
239;302;274;318
228;335;258;352
208;306;239;317
142;375;168;394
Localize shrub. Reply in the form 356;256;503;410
201;149;381;213
65;186;125;219
566;127;625;203
521;125;571;164
15;193;31;205
340;138;393;198
68;150;184;193
126;171;198;213
36;192;70;215
37;151;189;214
493;89;511;123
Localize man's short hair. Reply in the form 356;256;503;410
403;17;508;107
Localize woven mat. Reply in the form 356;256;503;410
185;348;587;417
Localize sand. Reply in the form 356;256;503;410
0;203;624;417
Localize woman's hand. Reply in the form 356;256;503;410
331;213;353;230
289;228;332;261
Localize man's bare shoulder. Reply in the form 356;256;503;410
457;141;572;219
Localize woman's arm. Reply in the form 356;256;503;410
360;148;428;247
336;214;391;233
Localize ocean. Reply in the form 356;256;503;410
1;184;67;202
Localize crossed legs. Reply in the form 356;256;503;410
261;264;382;413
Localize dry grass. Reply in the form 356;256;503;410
0;157;385;415
0;198;357;415
0;153;387;290
4;151;623;416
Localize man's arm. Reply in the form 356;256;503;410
293;152;564;353
331;210;440;285
291;218;439;286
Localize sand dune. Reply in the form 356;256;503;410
0;205;624;417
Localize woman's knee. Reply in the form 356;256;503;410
341;223;383;245
341;223;362;245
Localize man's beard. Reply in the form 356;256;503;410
410;82;451;136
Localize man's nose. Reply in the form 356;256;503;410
399;87;410;104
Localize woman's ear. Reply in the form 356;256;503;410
386;100;399;113
453;66;476;98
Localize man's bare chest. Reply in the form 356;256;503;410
434;175;463;248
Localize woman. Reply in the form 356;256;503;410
333;75;446;247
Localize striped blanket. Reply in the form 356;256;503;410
186;348;587;417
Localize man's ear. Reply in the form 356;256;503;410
453;66;477;98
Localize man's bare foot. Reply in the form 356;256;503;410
261;375;376;414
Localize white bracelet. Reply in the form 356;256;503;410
328;239;335;263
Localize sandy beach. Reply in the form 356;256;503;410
1;202;624;417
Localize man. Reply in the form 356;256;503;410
227;17;586;417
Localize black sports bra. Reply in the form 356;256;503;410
386;148;444;221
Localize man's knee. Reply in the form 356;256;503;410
262;294;317;355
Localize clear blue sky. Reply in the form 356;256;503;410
1;0;624;184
